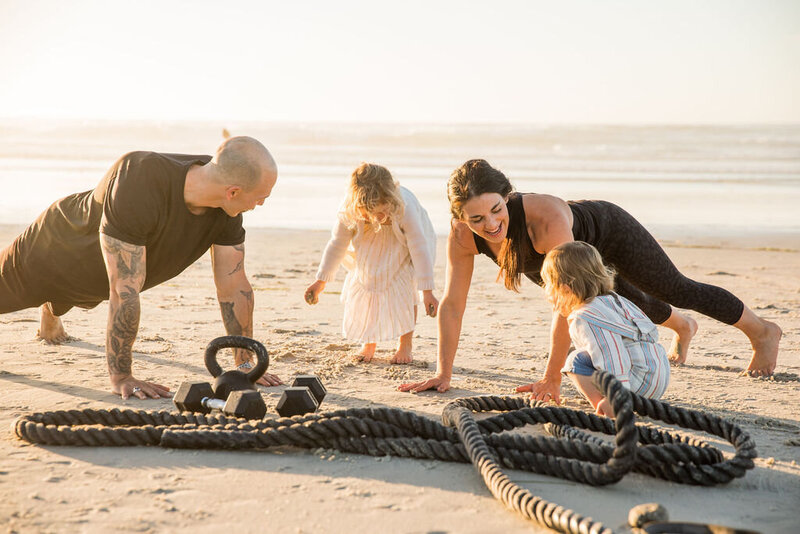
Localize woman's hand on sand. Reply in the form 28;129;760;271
111;375;172;400
422;290;439;318
304;280;326;305
516;376;561;404
398;375;450;393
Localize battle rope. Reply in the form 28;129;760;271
14;371;756;534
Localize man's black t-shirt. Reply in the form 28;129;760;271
0;151;245;314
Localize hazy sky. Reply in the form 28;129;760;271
0;0;797;123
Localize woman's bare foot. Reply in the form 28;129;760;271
744;320;782;377
36;303;70;344
667;313;698;365
358;343;376;363
390;331;413;364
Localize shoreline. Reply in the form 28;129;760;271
2;223;798;253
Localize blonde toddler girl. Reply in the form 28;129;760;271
541;241;670;416
305;163;438;363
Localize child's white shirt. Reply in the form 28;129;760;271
566;292;670;399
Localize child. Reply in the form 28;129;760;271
540;241;670;417
304;163;438;364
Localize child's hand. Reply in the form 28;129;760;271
304;280;326;305
595;398;615;418
422;290;439;318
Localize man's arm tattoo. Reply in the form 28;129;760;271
106;285;140;375
220;301;242;336
219;289;254;336
227;244;245;276
101;235;146;377
104;237;145;278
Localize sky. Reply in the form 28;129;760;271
0;0;798;124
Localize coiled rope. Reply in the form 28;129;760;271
14;371;756;534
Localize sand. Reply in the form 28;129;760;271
1;225;799;533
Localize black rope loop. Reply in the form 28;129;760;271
13;370;756;534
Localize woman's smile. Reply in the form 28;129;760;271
484;222;503;239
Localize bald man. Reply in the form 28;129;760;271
0;136;282;399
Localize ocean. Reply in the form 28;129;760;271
1;119;798;248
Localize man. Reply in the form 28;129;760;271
0;136;282;399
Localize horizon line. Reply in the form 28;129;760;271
3;115;800;129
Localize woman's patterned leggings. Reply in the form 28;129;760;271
584;202;744;326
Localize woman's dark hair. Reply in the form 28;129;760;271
448;159;526;291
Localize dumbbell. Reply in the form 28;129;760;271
173;336;270;419
276;375;327;417
174;381;266;420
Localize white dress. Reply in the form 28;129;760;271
315;187;436;343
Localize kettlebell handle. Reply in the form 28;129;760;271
204;336;269;384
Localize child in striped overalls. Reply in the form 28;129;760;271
541;241;670;417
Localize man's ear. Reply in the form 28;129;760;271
225;185;242;200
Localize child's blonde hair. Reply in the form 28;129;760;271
341;163;404;231
540;241;616;315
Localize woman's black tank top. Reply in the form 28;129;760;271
472;193;611;286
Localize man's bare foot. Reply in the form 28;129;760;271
668;314;698;365
36;303;70;344
358;343;376;363
743;320;782;377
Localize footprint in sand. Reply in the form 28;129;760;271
274;328;321;336
273;351;297;361
748;372;799;383
135;336;172;354
324;343;351;351
752;417;799;431
702;364;742;373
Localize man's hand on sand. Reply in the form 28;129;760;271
255;372;283;387
398;375;451;393
236;359;283;386
112;376;172;400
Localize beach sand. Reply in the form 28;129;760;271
1;225;799;533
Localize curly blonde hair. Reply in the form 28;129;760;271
341;163;404;231
541;241;616;316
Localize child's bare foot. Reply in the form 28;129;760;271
358;343;376;363
390;344;413;364
390;331;414;364
743;320;782;377
36;303;70;344
668;314;698;365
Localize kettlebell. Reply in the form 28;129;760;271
203;335;269;400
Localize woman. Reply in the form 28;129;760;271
399;159;781;402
